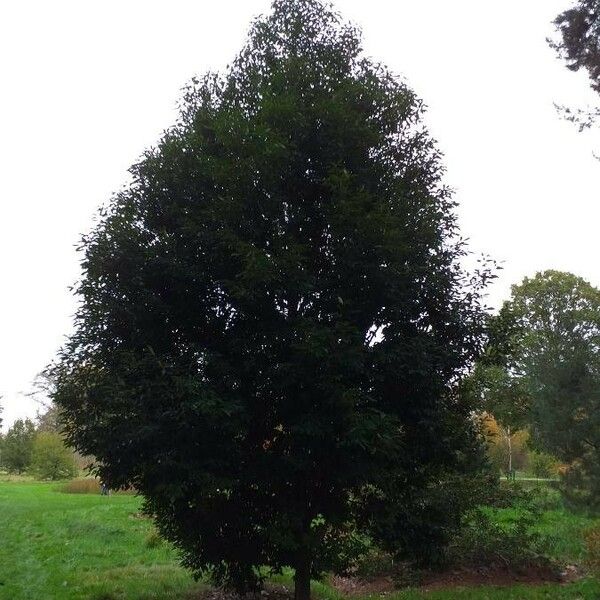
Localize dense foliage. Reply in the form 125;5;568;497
2;418;36;474
31;432;78;481
51;0;491;597
550;0;600;131
482;416;531;475
479;271;600;510
550;0;600;94
446;504;554;573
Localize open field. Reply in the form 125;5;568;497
1;479;599;600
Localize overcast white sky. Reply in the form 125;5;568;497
1;0;598;431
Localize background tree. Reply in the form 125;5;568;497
529;451;561;479
477;413;530;475
26;372;64;434
470;364;530;473
30;432;77;481
551;0;600;94
3;418;36;474
549;1;600;135
51;0;490;597
27;375;93;471
492;271;600;507
463;308;530;474
36;404;63;434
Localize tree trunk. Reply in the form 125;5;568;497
507;426;512;474
294;546;311;600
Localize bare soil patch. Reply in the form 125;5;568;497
331;563;584;596
420;565;562;591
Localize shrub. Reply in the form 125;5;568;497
560;456;600;514
481;479;529;509
530;452;561;478
527;484;563;511
446;505;555;572
352;547;394;581
31;432;78;480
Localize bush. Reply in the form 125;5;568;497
348;492;557;587
352;547;394;581
350;547;424;588
31;432;78;480
530;452;561;478
483;478;563;512
527;484;563;511
481;479;530;509
446;504;555;572
560;456;600;514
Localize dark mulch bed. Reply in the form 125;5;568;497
331;563;583;596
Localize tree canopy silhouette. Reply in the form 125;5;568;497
550;0;600;131
52;1;490;597
551;0;600;94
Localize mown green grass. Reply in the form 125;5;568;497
0;480;203;600
0;479;599;600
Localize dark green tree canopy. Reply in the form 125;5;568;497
52;0;490;595
550;0;600;94
550;1;600;132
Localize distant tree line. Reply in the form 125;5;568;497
0;408;77;481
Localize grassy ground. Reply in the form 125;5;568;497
0;479;598;600
0;480;202;600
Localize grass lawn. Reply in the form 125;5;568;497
0;480;202;600
0;479;599;600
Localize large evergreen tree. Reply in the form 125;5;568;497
52;1;490;596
